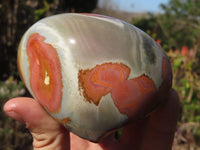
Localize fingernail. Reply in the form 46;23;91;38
4;103;25;124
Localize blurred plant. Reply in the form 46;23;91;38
168;48;200;147
131;15;169;50
159;0;200;52
34;0;50;21
174;122;200;149
0;115;32;150
0;76;33;150
181;46;189;57
0;76;25;100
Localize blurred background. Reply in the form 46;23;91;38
0;0;200;149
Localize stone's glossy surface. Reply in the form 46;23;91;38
17;13;172;142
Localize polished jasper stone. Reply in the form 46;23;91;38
17;13;172;142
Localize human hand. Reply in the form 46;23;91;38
4;89;180;150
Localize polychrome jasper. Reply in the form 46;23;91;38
17;13;172;142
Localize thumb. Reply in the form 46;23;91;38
4;97;70;150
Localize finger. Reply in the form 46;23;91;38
70;132;103;150
4;97;70;150
118;117;150;149
99;132;132;150
141;89;180;150
99;121;147;150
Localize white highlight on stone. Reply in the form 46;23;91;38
44;71;50;85
69;38;76;45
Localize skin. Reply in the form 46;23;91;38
3;89;180;150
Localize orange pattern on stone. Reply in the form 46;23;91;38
60;118;71;124
78;63;130;105
79;62;158;118
27;33;63;113
111;75;157;118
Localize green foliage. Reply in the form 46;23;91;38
0;115;32;150
131;15;163;40
34;0;50;21
172;56;182;70
131;15;170;50
168;49;200;146
159;0;200;49
0;77;32;150
0;76;25;100
114;128;123;139
133;0;200;51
